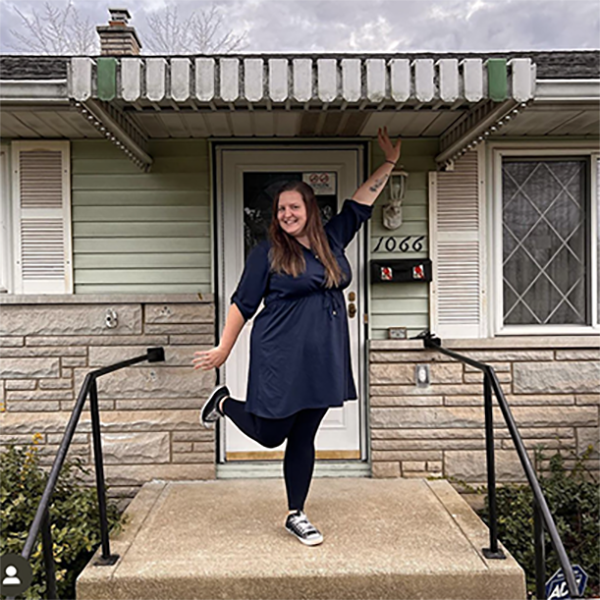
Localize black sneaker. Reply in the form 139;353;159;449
200;384;229;429
285;510;324;546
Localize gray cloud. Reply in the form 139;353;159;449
1;0;598;54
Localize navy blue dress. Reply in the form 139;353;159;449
230;199;373;419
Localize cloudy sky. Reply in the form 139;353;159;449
0;0;599;54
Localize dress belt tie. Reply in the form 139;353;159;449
322;289;345;320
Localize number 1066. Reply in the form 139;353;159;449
372;236;426;253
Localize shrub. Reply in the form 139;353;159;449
443;444;599;600
0;435;126;600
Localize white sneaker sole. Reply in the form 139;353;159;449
285;526;324;546
200;386;227;429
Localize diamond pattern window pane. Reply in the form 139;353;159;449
502;159;588;326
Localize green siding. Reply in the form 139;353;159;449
368;139;437;340
72;140;211;294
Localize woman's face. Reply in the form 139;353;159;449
277;191;308;238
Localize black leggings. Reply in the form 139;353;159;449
222;398;328;511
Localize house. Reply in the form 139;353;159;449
0;9;598;508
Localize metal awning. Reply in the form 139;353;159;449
69;56;535;108
1;53;598;172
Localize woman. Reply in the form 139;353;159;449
193;127;401;546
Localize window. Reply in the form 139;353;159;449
493;147;598;334
502;158;588;325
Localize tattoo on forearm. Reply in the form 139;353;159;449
369;174;389;193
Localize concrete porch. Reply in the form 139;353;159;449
77;477;526;600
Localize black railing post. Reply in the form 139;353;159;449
89;378;118;565
419;333;582;598
534;496;547;600
16;348;164;597
482;369;505;559
41;508;57;600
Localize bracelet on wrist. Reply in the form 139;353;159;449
385;160;397;166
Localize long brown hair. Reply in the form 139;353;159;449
268;181;344;288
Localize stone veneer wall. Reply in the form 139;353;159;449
369;338;599;488
0;295;216;507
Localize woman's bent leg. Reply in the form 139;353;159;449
284;408;328;511
222;398;294;448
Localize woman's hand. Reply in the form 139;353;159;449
378;126;401;164
192;345;230;371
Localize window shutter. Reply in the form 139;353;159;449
429;148;485;338
12;141;72;294
0;145;10;292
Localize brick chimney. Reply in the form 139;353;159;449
96;8;142;55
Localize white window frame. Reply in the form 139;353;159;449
489;141;599;336
0;144;12;293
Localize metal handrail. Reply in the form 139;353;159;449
420;332;581;599
11;347;165;600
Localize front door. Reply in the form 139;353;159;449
216;145;366;462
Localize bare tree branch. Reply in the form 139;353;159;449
6;0;99;55
5;0;246;55
190;4;248;53
142;2;248;55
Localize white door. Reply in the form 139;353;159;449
216;145;366;462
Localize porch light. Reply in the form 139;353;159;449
382;167;409;230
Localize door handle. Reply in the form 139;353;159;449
347;291;357;318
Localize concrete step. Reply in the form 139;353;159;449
77;477;526;600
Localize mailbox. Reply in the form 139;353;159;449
371;259;432;283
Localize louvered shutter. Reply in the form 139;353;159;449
428;148;486;338
12;141;72;294
0;145;9;292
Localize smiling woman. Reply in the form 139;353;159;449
269;181;345;288
192;128;401;546
277;190;307;239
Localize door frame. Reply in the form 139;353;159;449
212;141;370;466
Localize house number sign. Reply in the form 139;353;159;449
372;235;426;253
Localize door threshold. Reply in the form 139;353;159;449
217;460;371;479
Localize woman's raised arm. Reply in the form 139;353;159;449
352;127;401;207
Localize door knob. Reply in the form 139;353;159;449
348;303;357;318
